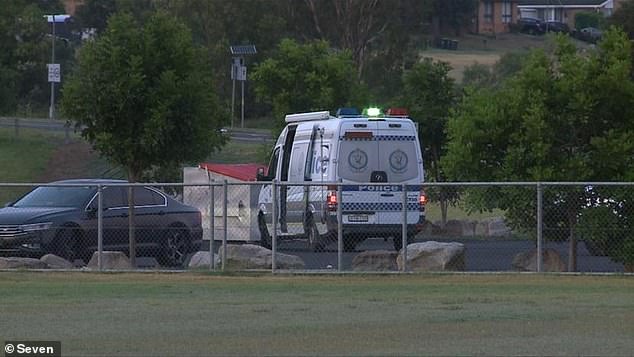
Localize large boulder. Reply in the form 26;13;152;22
476;217;512;237
438;219;477;237
397;241;466;271
188;251;220;269
87;251;132;270
40;254;74;269
512;248;566;272
0;257;48;269
219;244;304;270
352;250;398;271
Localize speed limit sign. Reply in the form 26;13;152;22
48;63;61;83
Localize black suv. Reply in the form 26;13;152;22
518;18;545;35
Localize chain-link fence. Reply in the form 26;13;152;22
0;181;632;273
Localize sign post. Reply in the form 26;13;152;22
229;45;256;129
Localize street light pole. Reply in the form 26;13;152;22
49;15;56;120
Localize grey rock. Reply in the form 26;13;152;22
219;244;304;270
87;251;132;270
188;251;220;269
0;257;48;269
352;250;398;271
512;248;566;272
435;219;477;237
40;254;74;269
476;217;512;237
397;241;466;271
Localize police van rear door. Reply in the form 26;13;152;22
375;120;421;226
337;121;379;225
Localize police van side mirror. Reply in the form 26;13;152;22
256;167;270;182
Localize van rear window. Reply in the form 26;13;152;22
338;138;419;182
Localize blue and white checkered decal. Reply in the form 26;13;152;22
342;202;421;211
342;185;422;191
340;135;416;141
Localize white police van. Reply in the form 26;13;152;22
256;107;426;251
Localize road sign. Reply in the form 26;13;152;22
47;63;61;83
237;66;247;81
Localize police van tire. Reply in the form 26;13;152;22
393;234;414;251
258;212;272;249
343;236;361;252
307;223;325;252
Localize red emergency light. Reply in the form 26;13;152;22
386;108;409;117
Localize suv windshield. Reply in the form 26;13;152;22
13;186;97;208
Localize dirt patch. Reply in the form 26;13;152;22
37;140;101;182
422;51;501;82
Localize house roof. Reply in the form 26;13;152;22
199;163;268;182
518;0;610;7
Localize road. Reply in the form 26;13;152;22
0;117;273;143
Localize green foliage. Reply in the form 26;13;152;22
462;62;492;88
574;11;606;30
0;0;65;115
251;38;358;132
610;0;634;38
462;52;527;88
443;29;634;263
61;11;228;181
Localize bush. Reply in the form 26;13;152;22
575;11;606;30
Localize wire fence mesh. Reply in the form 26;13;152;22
0;181;632;273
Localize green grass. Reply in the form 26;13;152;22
0;128;64;203
0;272;632;356
209;140;271;164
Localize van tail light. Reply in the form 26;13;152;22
419;191;427;211
327;190;338;211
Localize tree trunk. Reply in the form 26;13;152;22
128;168;137;268
567;211;577;272
440;199;448;228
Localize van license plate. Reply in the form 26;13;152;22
348;214;368;222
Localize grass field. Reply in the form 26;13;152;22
0;272;632;356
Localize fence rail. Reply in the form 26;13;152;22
0;181;631;273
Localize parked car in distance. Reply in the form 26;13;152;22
0;179;203;266
518;17;545;35
578;27;602;43
545;21;570;33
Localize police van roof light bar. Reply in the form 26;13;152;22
285;111;331;123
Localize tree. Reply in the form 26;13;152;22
251;38;358;132
61;11;227;266
443;30;634;271
0;0;65;115
401;58;458;226
610;0;634;38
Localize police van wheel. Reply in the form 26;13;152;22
307;223;325;252
258;212;272;249
343;236;360;252
393;234;414;251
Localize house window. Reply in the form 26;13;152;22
484;1;493;23
502;1;512;23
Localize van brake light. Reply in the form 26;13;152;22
419;191;427;210
327;191;338;211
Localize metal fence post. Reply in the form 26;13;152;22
97;184;103;271
402;183;408;273
272;180;278;273
222;180;228;272
337;180;343;272
537;183;543;273
209;181;215;271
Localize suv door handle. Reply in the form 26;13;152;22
380;193;394;197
